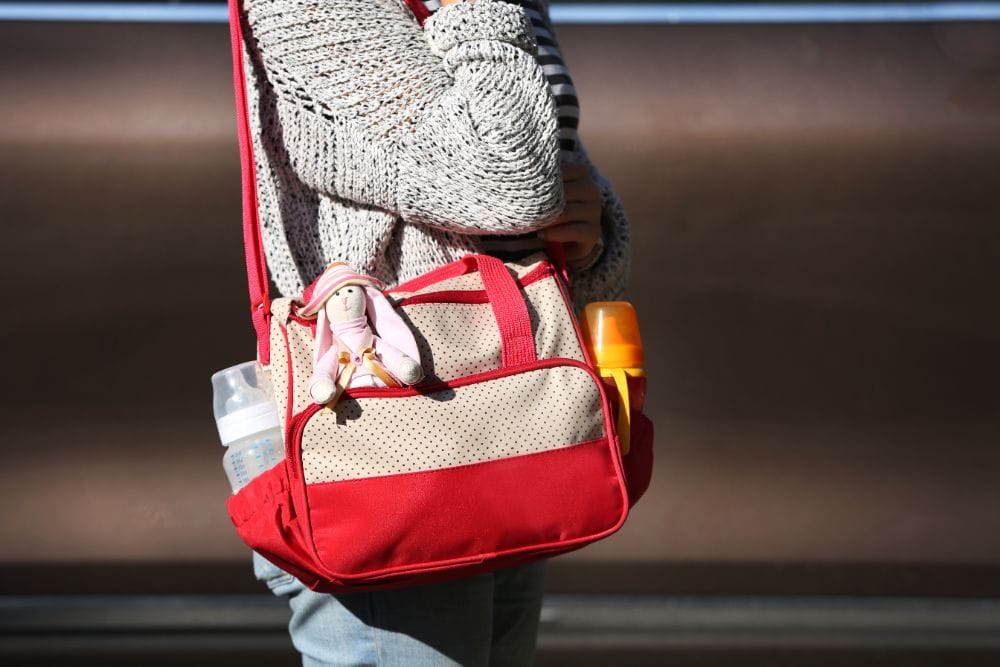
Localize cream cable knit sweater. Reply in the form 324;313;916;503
240;0;630;310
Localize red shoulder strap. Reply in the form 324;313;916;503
228;0;271;364
402;0;432;25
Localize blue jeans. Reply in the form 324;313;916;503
253;552;547;667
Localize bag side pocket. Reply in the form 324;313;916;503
624;410;654;508
225;462;324;588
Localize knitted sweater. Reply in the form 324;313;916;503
239;0;631;310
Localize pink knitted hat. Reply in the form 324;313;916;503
300;262;387;318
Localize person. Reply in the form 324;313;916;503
236;0;632;663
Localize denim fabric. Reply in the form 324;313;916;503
253;552;546;667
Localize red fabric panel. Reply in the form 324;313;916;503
624;410;654;507
305;438;627;580
599;377;654;508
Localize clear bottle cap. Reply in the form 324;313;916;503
211;361;280;446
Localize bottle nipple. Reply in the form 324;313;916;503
224;368;268;413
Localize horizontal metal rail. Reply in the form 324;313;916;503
1;2;1000;24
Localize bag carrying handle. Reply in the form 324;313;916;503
473;255;538;367
228;0;566;367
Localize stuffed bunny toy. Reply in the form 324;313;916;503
299;262;423;405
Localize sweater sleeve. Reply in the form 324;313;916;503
241;0;564;234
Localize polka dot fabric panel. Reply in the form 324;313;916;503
522;279;587;363
285;319;320;417
402;302;503;383
403;271;484;295
300;365;607;483
265;255;586;436
266;298;318;434
396;274;586;382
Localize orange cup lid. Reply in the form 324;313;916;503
581;301;644;368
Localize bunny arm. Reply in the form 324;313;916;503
373;337;421;383
311;343;347;388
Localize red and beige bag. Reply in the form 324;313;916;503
224;0;653;592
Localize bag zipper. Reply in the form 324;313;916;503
287;402;322;480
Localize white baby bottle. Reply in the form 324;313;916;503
212;361;283;493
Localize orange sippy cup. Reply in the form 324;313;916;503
580;302;646;455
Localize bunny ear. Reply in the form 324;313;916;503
314;307;333;368
364;286;420;364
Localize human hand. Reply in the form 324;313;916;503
439;0;462;6
539;161;603;268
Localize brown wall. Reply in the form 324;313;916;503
1;19;999;593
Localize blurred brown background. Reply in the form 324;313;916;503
1;17;999;601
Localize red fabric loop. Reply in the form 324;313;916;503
474;255;537;367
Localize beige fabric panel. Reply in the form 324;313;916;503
268;257;585;438
285;319;318;417
274;277;584;391
401;302;503;382
523;279;587;363
400;277;585;382
266;298;319;433
405;271;484;295
301;365;606;483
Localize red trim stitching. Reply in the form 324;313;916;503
389;256;478;294
395;263;553;306
399;290;491;306
278;323;298;478
388;255;553;295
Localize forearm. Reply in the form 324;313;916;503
242;0;564;233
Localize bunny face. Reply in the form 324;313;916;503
324;285;367;323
